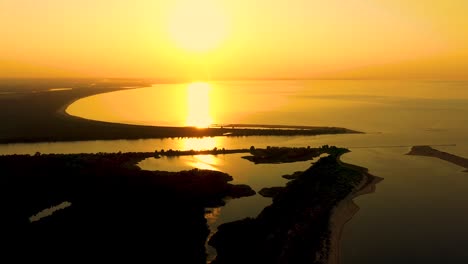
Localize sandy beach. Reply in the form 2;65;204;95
326;159;383;264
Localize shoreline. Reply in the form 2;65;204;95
208;147;382;264
57;88;362;140
0;81;361;144
326;157;383;264
55;86;135;122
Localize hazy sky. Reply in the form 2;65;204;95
1;0;467;80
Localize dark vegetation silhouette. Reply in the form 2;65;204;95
209;147;374;264
243;146;327;164
1;151;254;263
258;186;285;197
0;145;380;263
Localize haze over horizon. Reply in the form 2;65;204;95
1;0;468;80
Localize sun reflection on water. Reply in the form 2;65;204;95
186;82;213;128
187;155;219;171
181;136;222;170
181;136;219;151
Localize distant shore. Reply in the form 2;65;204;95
0;79;361;144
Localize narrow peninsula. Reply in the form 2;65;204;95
407;145;468;172
209;146;382;264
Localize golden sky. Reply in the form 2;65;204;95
1;0;467;80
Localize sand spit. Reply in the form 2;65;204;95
29;201;72;223
209;148;382;264
407;146;468;172
327;167;383;264
0;81;360;143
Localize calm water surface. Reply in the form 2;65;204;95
66;80;468;134
2;80;468;263
341;147;468;263
138;153;319;262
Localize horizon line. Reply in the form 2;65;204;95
1;77;467;82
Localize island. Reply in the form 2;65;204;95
258;186;285;198
242;145;328;164
0;79;361;143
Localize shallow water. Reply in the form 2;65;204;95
66;80;468;134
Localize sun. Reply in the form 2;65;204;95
167;0;229;53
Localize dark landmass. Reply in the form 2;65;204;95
211;124;352;130
229;184;257;198
258;187;285;198
0;151;254;263
282;171;304;180
407;146;468;172
0;79;360;143
209;147;380;264
158;148;251;156
242;145;331;164
0;145;380;263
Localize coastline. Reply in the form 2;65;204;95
55;86;135;122
1;145;381;263
326;158;383;264
209;147;382;264
0;81;361;144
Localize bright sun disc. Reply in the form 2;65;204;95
167;0;229;53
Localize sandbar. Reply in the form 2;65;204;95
407;145;468;172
